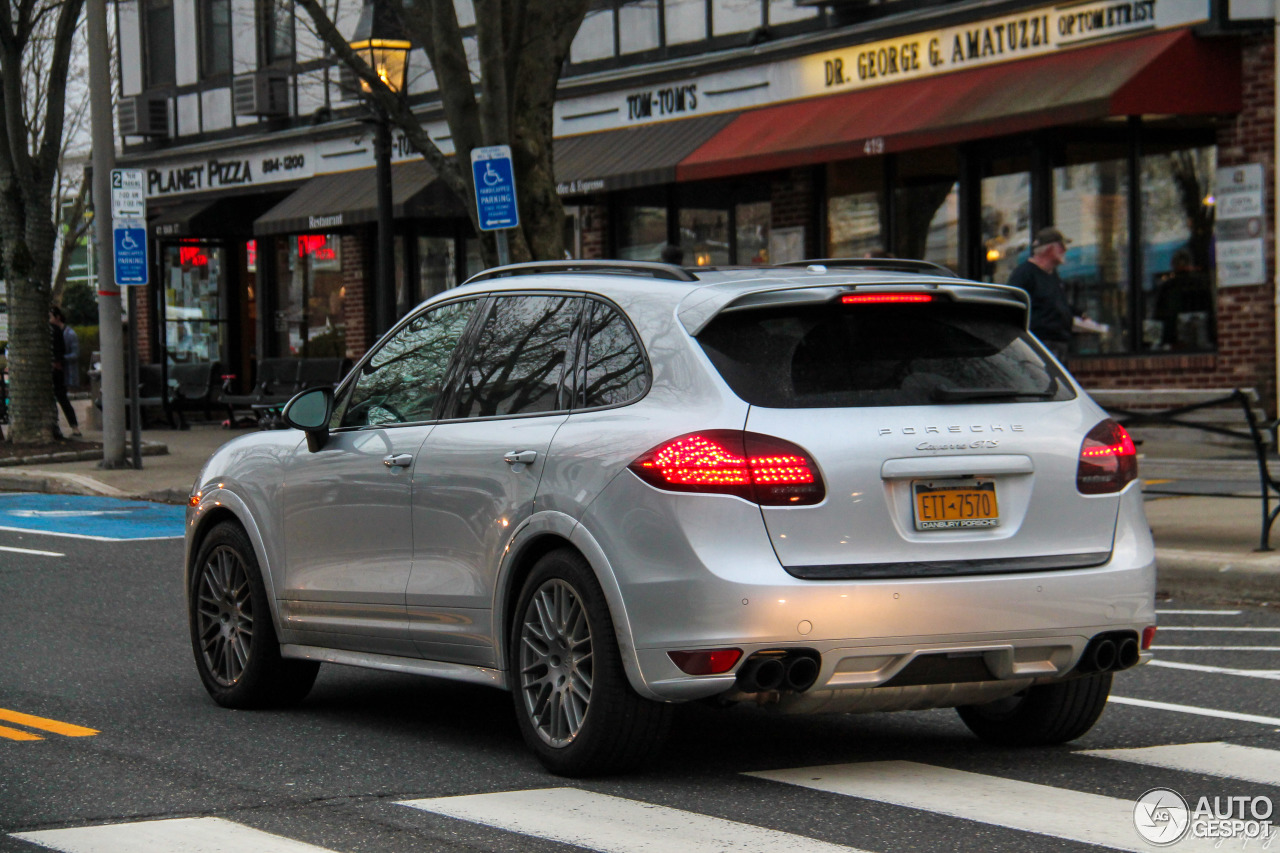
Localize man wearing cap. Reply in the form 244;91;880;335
1008;226;1074;361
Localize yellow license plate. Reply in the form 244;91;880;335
913;480;999;530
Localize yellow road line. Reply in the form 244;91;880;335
0;708;98;737
1143;478;1174;485
0;724;43;742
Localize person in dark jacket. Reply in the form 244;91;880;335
50;308;80;437
1007;226;1074;362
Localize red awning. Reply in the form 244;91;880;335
678;30;1239;182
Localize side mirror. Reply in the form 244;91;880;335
282;387;334;452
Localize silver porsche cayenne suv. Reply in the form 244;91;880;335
185;259;1156;776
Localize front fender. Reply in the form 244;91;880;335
186;487;288;642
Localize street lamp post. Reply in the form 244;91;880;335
349;0;410;338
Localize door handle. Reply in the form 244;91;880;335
383;454;413;468
504;450;538;465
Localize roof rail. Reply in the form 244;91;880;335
465;259;699;284
780;258;961;278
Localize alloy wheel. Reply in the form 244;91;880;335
195;545;255;687
518;578;594;748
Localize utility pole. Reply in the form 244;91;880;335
87;0;126;467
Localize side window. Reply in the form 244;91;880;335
339;299;478;428
581;301;648;408
451;295;581;419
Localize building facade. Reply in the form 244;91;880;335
116;0;1276;404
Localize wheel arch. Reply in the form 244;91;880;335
187;492;287;639
493;514;653;700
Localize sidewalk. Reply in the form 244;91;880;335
0;407;1276;604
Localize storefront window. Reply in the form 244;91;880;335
713;0;763;36
1142;146;1216;352
680;208;729;266
276;234;344;358
618;205;668;260
418;236;457;299
570;7;614;63
828;159;885;258
666;0;706;44
980;170;1031;284
735;201;770;264
620;1;660;54
1053;159;1130;354
163;242;226;364
893;148;959;271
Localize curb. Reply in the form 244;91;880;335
1157;549;1280;606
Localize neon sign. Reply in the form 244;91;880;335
298;235;336;261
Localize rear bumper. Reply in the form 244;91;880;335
583;473;1155;704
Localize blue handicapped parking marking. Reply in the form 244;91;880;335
0;494;186;541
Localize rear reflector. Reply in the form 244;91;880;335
629;430;825;505
1077;419;1138;494
1142;625;1157;650
841;293;933;304
668;649;742;675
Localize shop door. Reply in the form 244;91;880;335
162;241;229;366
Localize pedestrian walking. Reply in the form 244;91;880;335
1007;226;1075;362
49;307;80;437
52;306;80;388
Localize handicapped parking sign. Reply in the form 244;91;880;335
470;145;519;231
113;221;148;286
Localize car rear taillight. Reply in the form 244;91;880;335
629;430;825;505
1077;419;1138;495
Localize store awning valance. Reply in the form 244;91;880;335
254;159;463;235
151;190;294;239
554;112;740;194
678;29;1239;182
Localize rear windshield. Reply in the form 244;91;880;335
697;300;1074;408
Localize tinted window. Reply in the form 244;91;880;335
144;0;176;86
581;301;648;408
340;299;478;427
200;0;232;78
451;295;580;418
697;301;1073;408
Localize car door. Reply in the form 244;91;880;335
279;298;480;656
406;293;583;665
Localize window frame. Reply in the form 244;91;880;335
258;0;296;67
570;296;653;412
198;0;233;80
331;295;486;431
142;0;177;88
442;291;590;422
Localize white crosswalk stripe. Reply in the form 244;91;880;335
12;743;1280;853
746;760;1226;852
12;817;338;853
399;787;866;853
1083;741;1280;787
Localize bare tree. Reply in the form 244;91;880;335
0;0;88;443
294;0;590;267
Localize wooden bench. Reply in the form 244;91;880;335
1089;387;1280;550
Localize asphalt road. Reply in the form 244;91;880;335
1;495;1278;853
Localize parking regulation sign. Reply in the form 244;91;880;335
110;169;146;220
470;145;519;231
113;221;148;286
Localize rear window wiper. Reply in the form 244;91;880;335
931;386;1058;402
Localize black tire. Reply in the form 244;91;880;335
510;548;672;776
189;521;319;709
956;672;1113;747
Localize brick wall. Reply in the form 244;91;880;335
134;286;152;364
1072;32;1277;408
342;232;372;360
